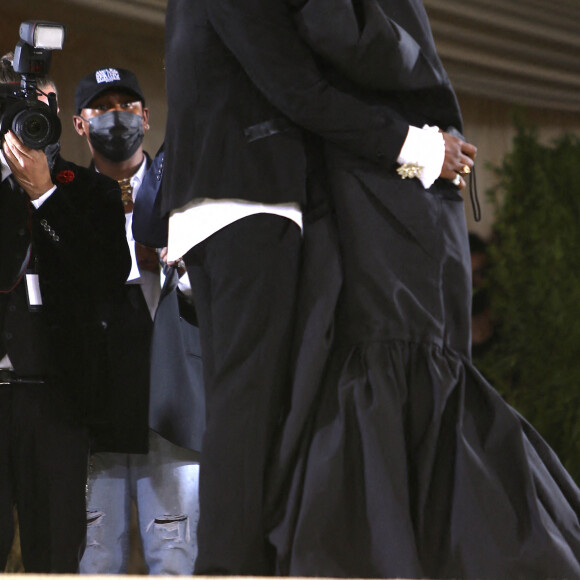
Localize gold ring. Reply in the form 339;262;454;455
461;164;471;175
452;173;461;187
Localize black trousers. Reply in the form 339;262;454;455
0;384;89;572
185;214;301;575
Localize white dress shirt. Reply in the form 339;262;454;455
122;157;162;319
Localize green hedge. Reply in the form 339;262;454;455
478;119;580;482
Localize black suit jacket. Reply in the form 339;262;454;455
0;156;131;422
132;145;167;248
162;0;462;216
163;0;415;215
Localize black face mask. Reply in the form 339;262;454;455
87;110;144;162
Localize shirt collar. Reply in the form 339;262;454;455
130;156;148;195
94;155;148;199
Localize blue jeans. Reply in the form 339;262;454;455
80;430;200;574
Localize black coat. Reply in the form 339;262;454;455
89;154;154;455
0;156;131;423
90;282;153;454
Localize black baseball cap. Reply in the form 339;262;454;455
74;67;145;114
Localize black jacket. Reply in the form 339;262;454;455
163;0;413;214
89;154;154;454
161;0;463;216
0;156;131;422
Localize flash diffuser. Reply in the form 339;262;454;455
19;21;65;50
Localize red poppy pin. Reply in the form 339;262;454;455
56;169;75;184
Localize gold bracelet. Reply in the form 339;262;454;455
396;163;423;180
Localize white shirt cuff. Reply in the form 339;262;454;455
31;185;57;209
397;125;445;189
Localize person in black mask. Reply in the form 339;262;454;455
73;67;201;575
73;67;148;184
0;54;130;572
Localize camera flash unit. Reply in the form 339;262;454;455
19;21;65;51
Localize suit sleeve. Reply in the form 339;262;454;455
207;0;410;166
32;171;131;300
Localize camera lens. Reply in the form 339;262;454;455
0;97;62;150
12;109;52;149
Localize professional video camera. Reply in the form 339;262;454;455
0;21;65;149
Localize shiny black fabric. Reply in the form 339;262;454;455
292;0;446;92
267;147;580;579
148;264;205;453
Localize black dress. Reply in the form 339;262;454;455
267;146;580;579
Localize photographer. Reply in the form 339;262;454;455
0;46;130;572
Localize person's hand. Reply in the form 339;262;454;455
440;131;477;190
2;131;54;200
160;247;186;276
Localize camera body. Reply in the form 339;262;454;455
0;21;65;150
0;84;61;150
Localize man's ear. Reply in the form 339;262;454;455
142;107;150;131
72;115;87;136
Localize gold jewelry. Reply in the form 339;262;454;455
397;162;423;180
461;164;471;175
452;173;461;187
118;177;134;210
